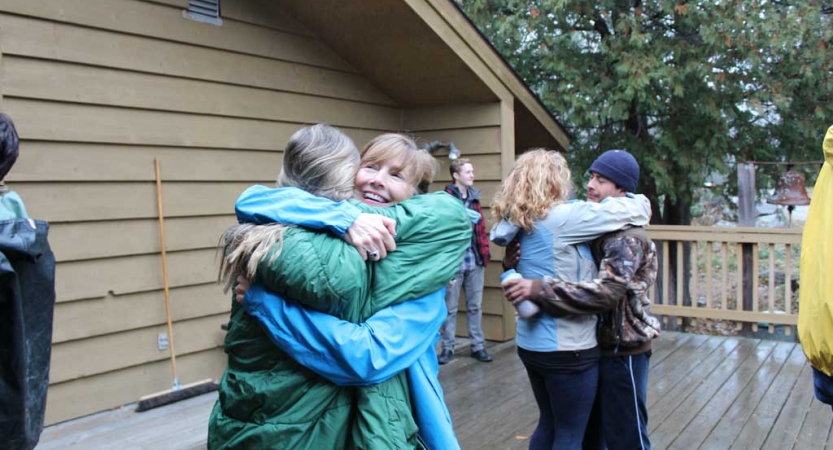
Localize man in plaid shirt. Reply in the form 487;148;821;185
439;158;492;364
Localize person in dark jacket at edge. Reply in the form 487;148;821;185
440;158;493;364
503;150;661;450
0;113;57;450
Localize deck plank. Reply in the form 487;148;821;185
729;343;806;449
36;333;830;450
647;334;724;409
761;362;819;450
650;336;743;427
698;341;798;450
444;344;536;447
666;339;777;450
649;336;756;449
793;396;832;450
648;331;688;367
38;392;216;450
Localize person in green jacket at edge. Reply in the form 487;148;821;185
208;125;472;449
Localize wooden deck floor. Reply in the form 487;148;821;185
37;332;832;449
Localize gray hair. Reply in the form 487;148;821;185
277;124;359;201
219;124;359;291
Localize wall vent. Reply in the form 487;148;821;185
183;0;222;26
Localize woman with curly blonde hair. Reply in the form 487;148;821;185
492;149;572;232
490;149;652;450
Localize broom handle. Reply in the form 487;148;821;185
155;158;179;387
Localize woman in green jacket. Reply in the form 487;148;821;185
208;126;471;449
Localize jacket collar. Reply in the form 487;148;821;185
445;184;481;202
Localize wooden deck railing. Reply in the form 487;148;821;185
646;225;803;334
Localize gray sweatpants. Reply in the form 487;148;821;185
440;264;486;352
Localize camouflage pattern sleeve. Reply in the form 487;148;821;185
534;235;646;317
622;240;656;308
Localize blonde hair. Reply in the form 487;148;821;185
491;149;572;232
219;124;359;291
361;133;438;195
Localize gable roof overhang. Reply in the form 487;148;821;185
276;0;570;152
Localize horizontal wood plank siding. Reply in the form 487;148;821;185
14;182;261;222
4;98;316;150
53;283;230;343
0;14;393;105
45;348;227;425
0;0;406;424
404;103;502;131
10;142;285;182
418;127;502;155
1;56;402;130
219;0;312;35
57;249;220;303
49;216;235;262
50;314;228;384
406;104;511;341
148;0;312;36
0;0;356;71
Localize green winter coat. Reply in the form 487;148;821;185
208;192;471;450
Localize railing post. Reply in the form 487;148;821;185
738;163;756;336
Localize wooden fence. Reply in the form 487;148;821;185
647;225;803;334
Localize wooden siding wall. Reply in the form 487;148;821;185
404;103;515;342
0;0;405;425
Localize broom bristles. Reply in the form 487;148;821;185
135;380;218;412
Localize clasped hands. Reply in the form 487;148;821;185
344;213;397;261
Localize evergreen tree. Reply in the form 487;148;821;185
457;0;833;224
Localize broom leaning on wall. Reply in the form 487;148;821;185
136;159;218;412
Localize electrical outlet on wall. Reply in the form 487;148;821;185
158;332;169;350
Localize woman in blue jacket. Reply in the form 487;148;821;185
210;125;469;450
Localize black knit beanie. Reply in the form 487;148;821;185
588;149;639;192
0;114;20;181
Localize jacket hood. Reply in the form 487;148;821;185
0;220;48;262
445;184;482;202
825;125;833;166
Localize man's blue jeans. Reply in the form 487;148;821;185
518;346;600;450
584;351;652;450
813;367;833;410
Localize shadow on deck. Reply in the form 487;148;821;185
37;332;832;450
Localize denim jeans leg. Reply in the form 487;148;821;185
598;352;651;450
519;348;599;450
441;276;462;351
582;394;603;450
813;367;833;409
520;356;556;448
464;265;486;351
